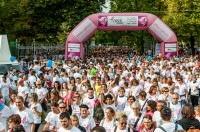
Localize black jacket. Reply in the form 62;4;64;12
177;118;200;130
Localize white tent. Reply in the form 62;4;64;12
0;35;12;62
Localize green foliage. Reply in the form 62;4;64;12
0;0;105;43
161;0;200;43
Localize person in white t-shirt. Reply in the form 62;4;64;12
17;79;29;106
116;87;127;111
128;101;143;131
153;100;167;127
169;93;182;122
57;112;81;132
0;99;13;131
111;111;133;132
28;70;37;88
44;102;60;131
0;122;5;132
154;107;183;132
0;76;11;106
32;61;41;73
82;88;97;116
99;107;116;132
13;96;35;132
29;93;42;132
124;95;136;116
175;77;188;106
188;76;199;107
34;80;48;111
79;104;96;132
71;92;82;116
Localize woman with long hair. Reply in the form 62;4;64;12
178;103;200;130
147;86;159;102
8;114;25;132
50;90;62;104
52;81;61;92
9;91;17;108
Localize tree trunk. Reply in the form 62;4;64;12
190;34;195;55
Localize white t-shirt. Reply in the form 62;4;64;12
100;119;116;132
32;65;41;73
153;111;162;127
0;105;13;130
18;86;29;102
103;103;116;112
13;108;34;132
174;83;187;100
144;82;152;93
71;102;81;116
45;111;59;131
0;122;5;131
57;126;81;132
124;105;132;116
116;96;127;111
79;116;96;132
130;85;142;98
128;113;143;129
154;122;183;132
28;76;37;87
0;81;10;97
188;82;199;95
169;102;182;122
83;97;95;116
111;126;133;132
30;103;42;124
35;87;48;100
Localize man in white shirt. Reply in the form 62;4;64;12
0;76;11;106
28;70;37;88
169;93;182;122
154;107;183;132
13;96;34;132
57;112;81;132
32;61;41;73
79;104;96;132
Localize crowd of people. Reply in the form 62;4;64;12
0;51;200;132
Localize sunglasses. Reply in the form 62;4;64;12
74;96;80;98
120;122;127;125
163;91;169;92
59;106;66;109
36;84;41;85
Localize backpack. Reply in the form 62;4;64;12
93;102;104;124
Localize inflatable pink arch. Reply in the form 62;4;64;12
65;13;178;59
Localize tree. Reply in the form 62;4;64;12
161;0;200;55
0;0;106;43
